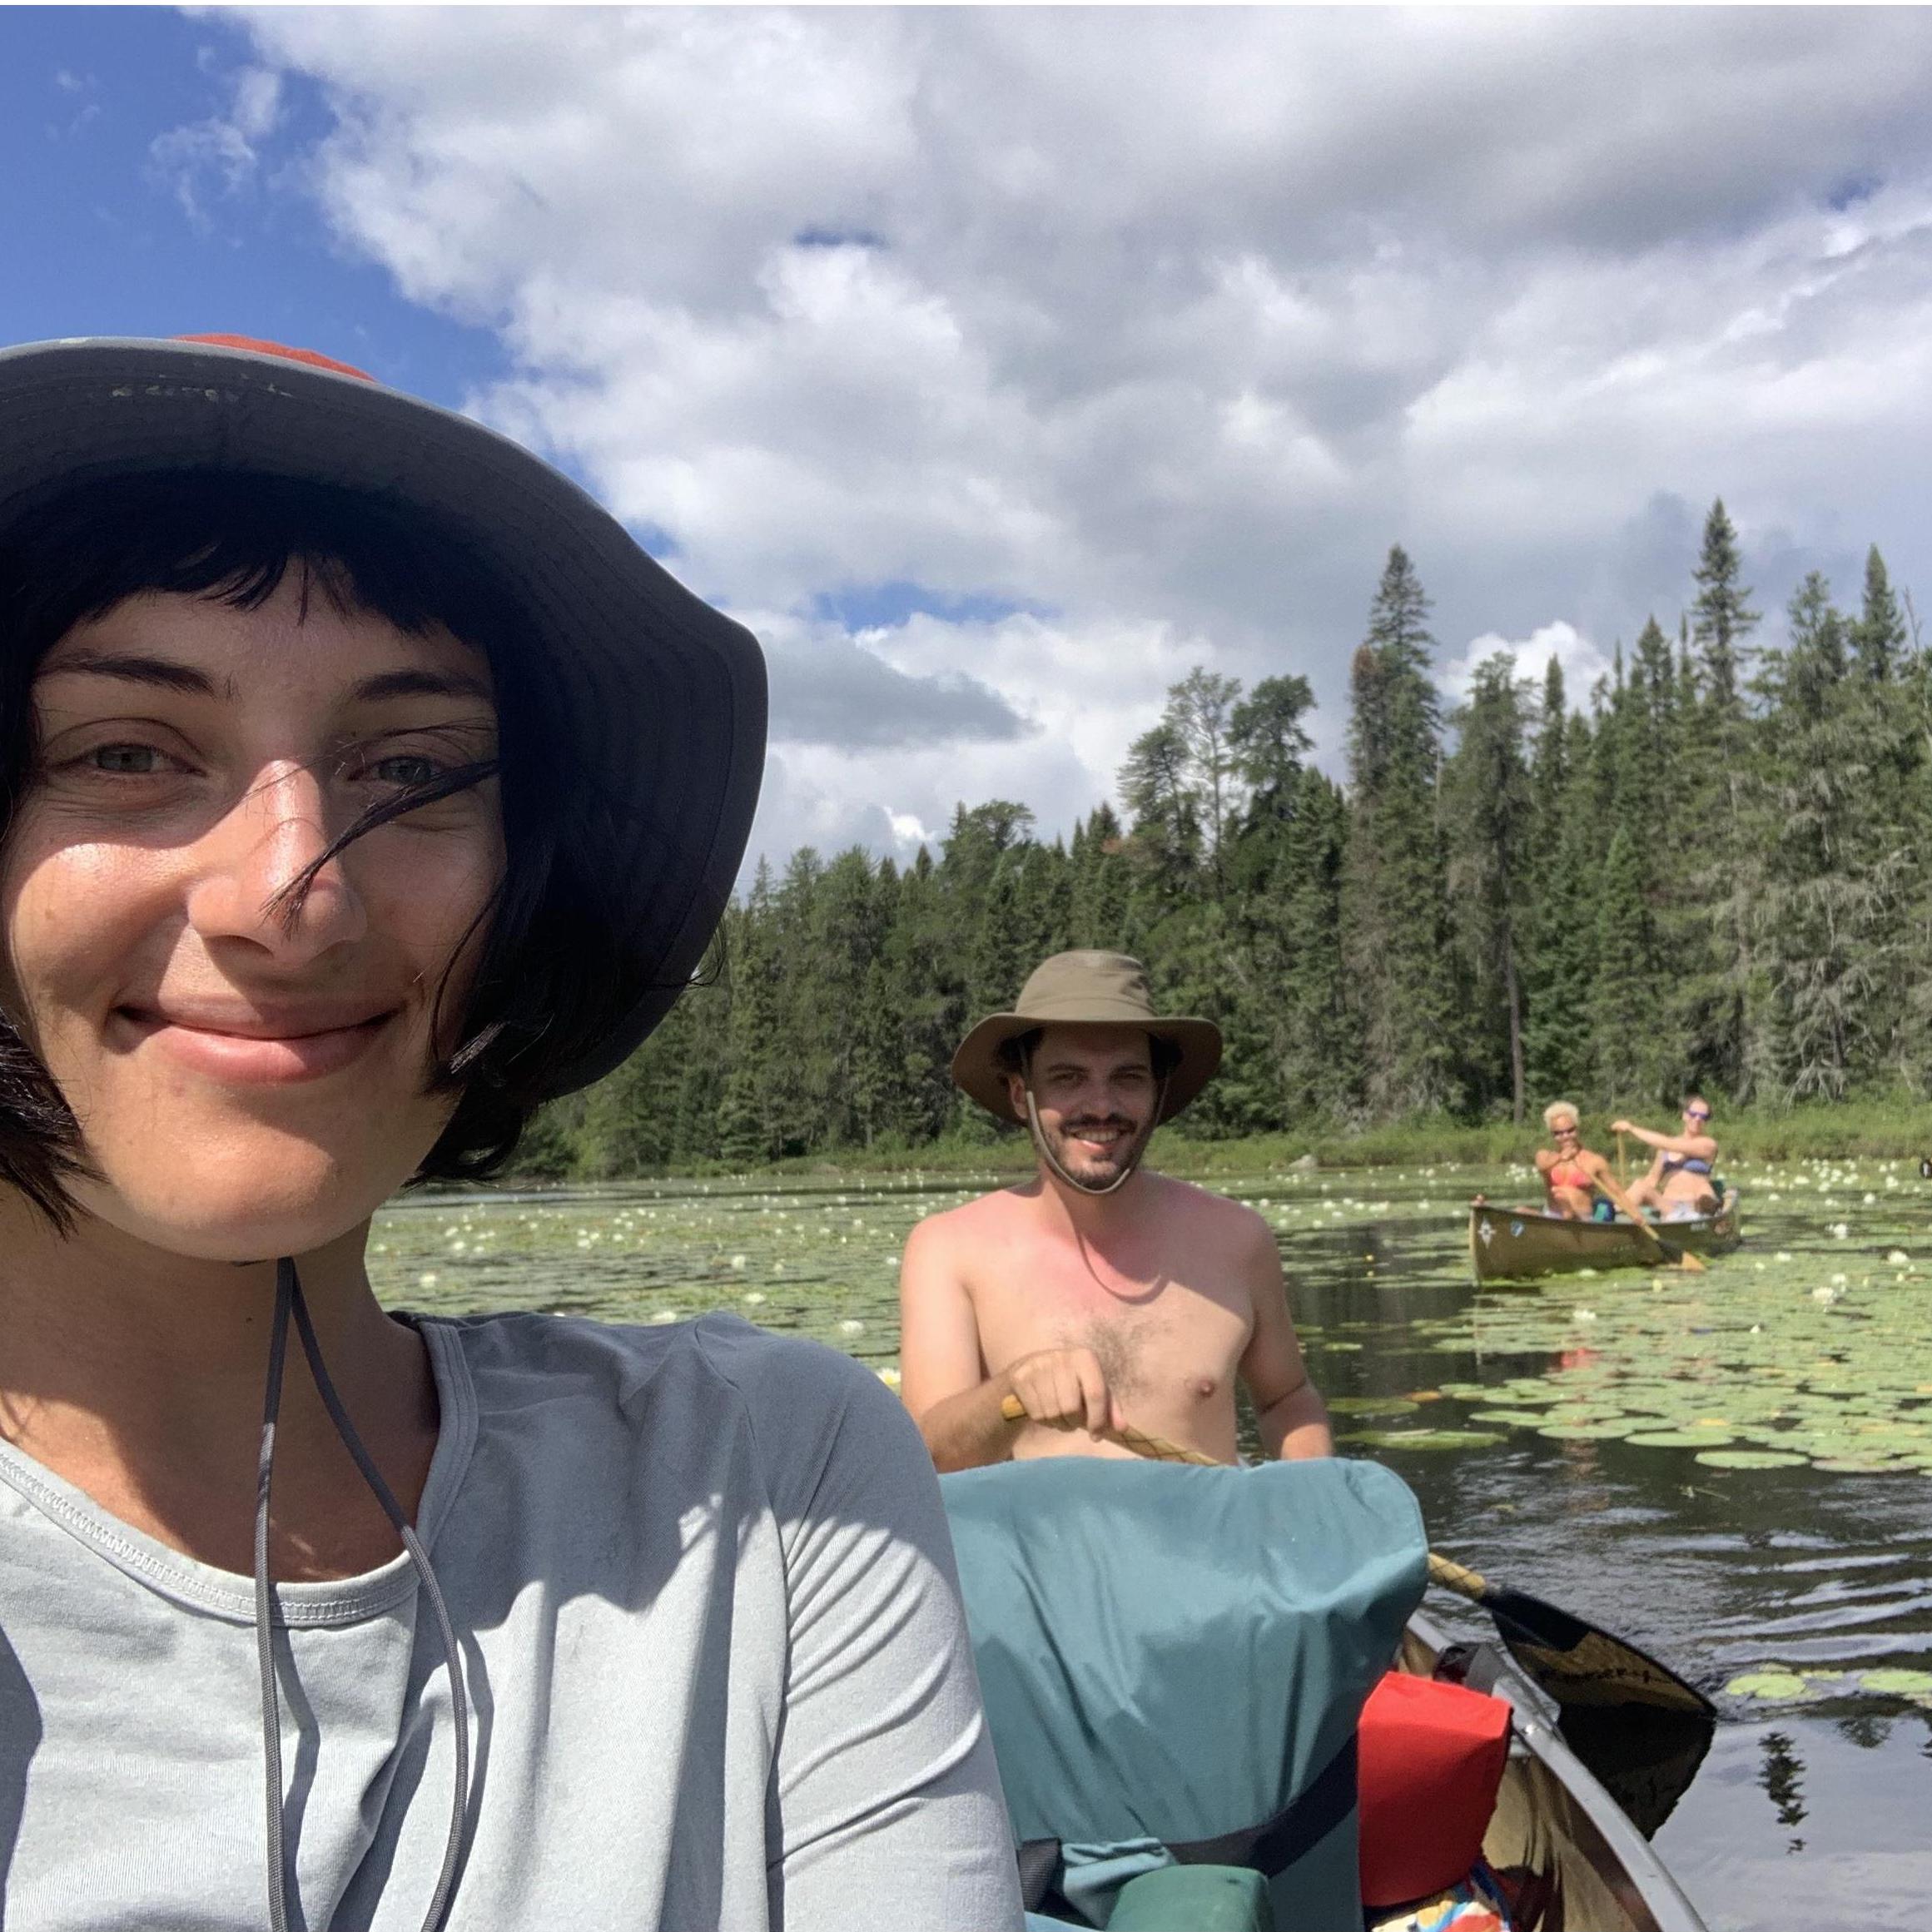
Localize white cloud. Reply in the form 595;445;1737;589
1438;621;1616;715
149;62;283;226
206;8;1932;866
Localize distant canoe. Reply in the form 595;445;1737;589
1468;1194;1742;1284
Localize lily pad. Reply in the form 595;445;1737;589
1695;1449;1809;1469
1340;1428;1505;1451
1725;1671;1810;1701
1327;1396;1420;1418
1860;1669;1932;1697
1626;1429;1736;1448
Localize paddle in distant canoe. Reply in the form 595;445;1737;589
1468;1194;1741;1284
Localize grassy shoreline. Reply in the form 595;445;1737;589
515;1100;1932;1186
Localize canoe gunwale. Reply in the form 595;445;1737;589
1400;1608;1710;1932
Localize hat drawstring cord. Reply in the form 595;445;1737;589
256;1257;470;1932
1020;1042;1169;1199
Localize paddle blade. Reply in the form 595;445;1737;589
1557;1706;1716;1839
1484;1587;1716;1717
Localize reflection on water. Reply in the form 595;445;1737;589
1757;1731;1806;1851
371;1155;1932;1932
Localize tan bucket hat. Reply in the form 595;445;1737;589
951;951;1222;1124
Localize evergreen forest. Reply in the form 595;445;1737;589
535;503;1932;1174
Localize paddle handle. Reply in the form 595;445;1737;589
1425;1552;1492;1601
999;1393;1224;1466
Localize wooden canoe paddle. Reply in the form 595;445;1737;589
999;1396;1714;1716
998;1392;1221;1464
1424;1552;1715;1717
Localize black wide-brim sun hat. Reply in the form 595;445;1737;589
0;334;767;1099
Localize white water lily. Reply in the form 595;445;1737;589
839;1319;865;1335
1888;1250;1910;1266
1830;1223;1850;1239
1572;1308;1598;1324
730;1254;747;1270
418;1272;438;1288
743;1291;767;1305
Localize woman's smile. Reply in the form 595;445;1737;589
111;1001;399;1085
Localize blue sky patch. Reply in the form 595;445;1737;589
793;226;887;251
811;580;1048;631
0;8;505;409
1826;171;1882;211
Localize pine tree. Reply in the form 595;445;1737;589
1069;804;1133;950
1119;719;1203;898
1167;668;1244;888
1443;655;1534;1120
716;863;782;1165
1229;674;1315;833
1592;827;1659;1104
1686;500;1766;1095
1755;573;1885;1100
1690;499;1760;711
1853;545;1908;683
1522;659;1597;1101
1341;546;1458;1117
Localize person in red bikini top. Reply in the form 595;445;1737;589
1532;1101;1647;1222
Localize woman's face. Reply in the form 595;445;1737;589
0;575;504;1260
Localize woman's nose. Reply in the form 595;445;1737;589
181;761;368;961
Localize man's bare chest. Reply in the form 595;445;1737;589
974;1259;1253;1399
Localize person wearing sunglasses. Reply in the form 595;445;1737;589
1612;1098;1721;1220
1532;1102;1646;1223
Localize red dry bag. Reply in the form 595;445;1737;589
1357;1670;1512;1909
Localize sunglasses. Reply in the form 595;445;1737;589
1684;1108;1711;1121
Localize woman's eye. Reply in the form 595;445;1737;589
367;754;442;787
88;743;166;776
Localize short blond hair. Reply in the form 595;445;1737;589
1542;1100;1582;1131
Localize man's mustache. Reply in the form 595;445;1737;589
1057;1115;1137;1137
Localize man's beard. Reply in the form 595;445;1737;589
1040;1111;1145;1186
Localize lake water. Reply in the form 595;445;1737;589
370;1156;1932;1932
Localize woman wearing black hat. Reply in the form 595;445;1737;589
0;337;1020;1930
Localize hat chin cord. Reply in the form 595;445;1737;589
1020;1046;1170;1199
255;1257;469;1932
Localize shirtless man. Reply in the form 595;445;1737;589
898;951;1332;1470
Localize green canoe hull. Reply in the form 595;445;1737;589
1468;1195;1742;1284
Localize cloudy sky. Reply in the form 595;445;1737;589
8;8;1932;870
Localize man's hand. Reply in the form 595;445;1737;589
1004;1346;1119;1438
1611;1119;1635;1136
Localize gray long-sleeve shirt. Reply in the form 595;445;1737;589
0;1311;1023;1930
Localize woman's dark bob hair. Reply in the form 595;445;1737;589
0;469;678;1222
